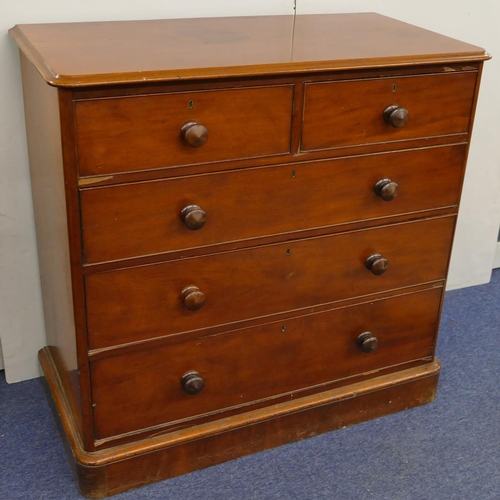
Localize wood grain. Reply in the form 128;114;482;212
9;14;488;87
81;144;466;264
301;72;477;151
85;216;455;349
75;85;293;176
91;286;442;440
19;53;83;435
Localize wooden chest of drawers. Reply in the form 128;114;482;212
10;13;489;498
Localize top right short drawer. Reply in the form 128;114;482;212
301;72;477;152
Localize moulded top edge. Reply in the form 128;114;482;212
9;14;490;88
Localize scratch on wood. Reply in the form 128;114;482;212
79;176;114;186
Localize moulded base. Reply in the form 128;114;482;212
39;347;440;499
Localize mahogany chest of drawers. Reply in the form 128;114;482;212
10;13;489;498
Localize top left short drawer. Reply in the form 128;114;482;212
75;85;294;176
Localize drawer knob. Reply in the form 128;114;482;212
180;120;208;147
180;205;207;230
181;371;205;395
181;285;206;311
365;254;388;275
356;332;379;353
383;105;409;128
374;178;399;201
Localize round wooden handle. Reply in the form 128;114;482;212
383;105;409;128
181;371;205;395
181;285;206;311
356;332;379;353
365;254;389;275
180;205;207;230
180;120;208;147
374;178;399;201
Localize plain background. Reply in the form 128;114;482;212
1;0;499;382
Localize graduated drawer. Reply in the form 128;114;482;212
75;85;293;176
81;145;466;264
91;286;442;441
85;215;455;349
301;72;476;152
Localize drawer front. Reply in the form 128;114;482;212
85;216;455;349
81;145;466;264
301;72;476;152
91;287;442;440
75;86;293;176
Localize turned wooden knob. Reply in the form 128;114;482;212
365;254;389;275
374;178;399;201
383;105;409;128
180;205;207;230
181;371;205;395
180;121;208;147
356;332;379;353
181;285;206;311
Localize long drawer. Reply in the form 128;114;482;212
301;72;476;152
81;145;466;264
85;215;455;349
90;286;442;440
75;85;293;176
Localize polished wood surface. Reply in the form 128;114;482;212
85;216;454;349
90;287;441;440
19;54;83;435
9;14;488;87
302;72;477;152
80;145;466;264
12;12;487;498
75;85;293;175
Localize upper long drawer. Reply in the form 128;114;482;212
301;72;477;152
81;145;465;264
75;85;293;176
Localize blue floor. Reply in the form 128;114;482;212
1;270;499;499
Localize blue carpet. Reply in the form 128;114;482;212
1;270;499;499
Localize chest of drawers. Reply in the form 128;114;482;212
10;13;489;498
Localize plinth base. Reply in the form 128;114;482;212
39;347;440;498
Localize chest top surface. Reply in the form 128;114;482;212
10;13;488;87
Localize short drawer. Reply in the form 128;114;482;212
91;286;442;440
301;72;476;152
75;85;293;176
81;145;466;264
85;216;455;349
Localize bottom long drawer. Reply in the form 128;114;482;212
91;286;443;441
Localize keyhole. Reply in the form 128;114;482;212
392;84;397;92
188;100;194;109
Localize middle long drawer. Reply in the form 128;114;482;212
85;215;455;350
80;144;465;264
